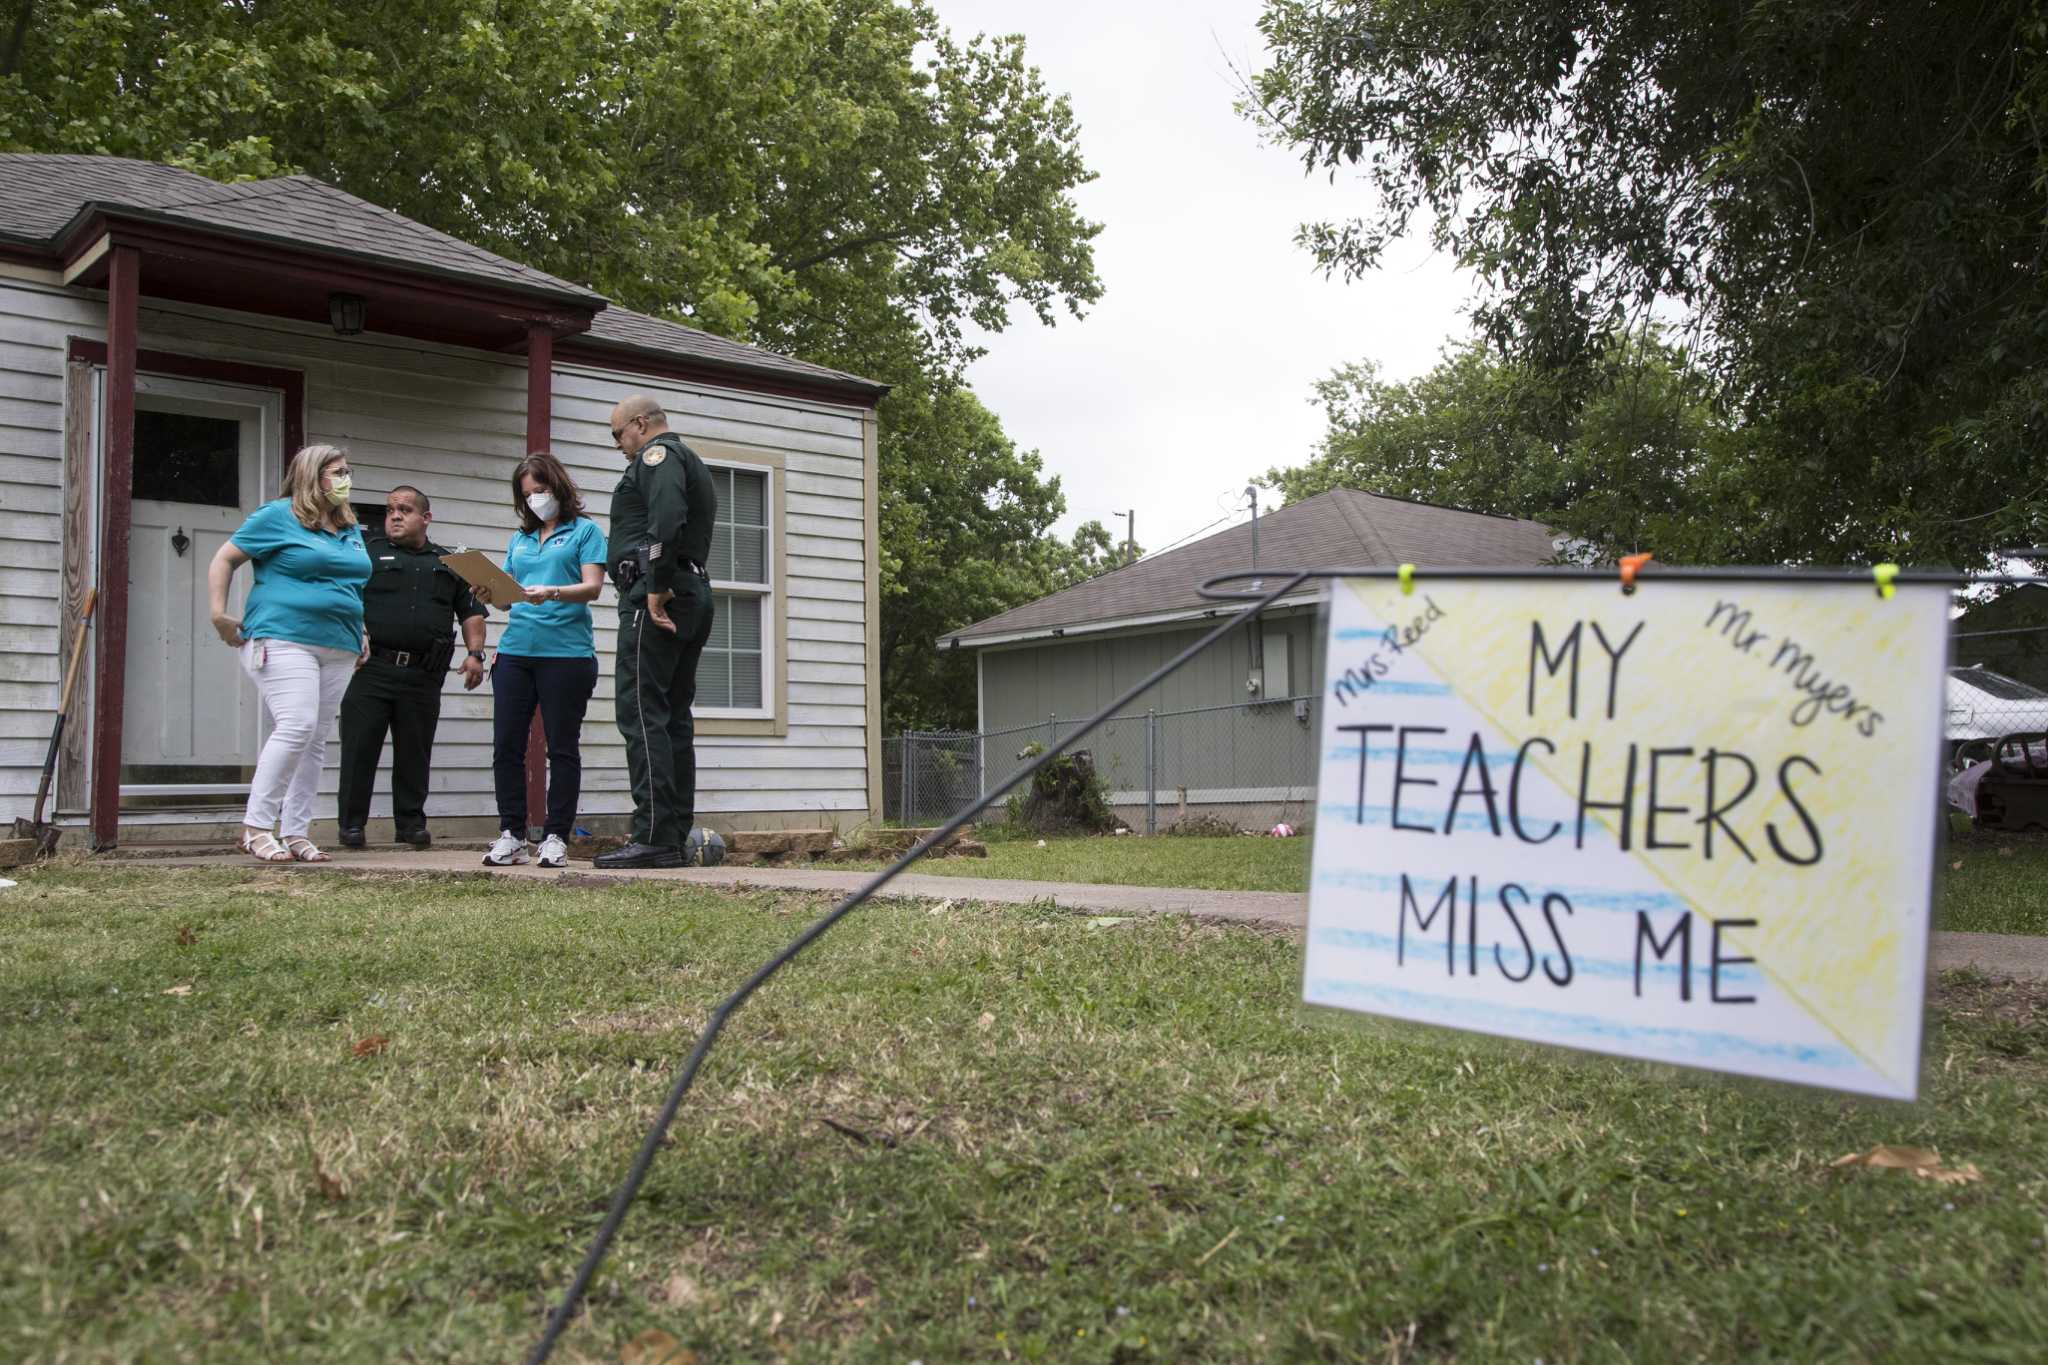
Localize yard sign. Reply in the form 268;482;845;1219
1304;576;1950;1100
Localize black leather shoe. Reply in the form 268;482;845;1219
396;826;432;849
593;841;685;870
337;826;366;849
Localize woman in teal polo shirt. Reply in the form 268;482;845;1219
483;451;607;868
206;444;371;863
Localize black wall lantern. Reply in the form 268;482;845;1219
328;292;367;336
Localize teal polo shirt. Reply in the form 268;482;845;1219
496;516;608;658
230;499;370;653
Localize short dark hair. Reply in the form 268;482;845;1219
511;452;586;533
387;485;431;513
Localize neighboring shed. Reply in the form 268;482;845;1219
0;154;887;846
933;488;1556;828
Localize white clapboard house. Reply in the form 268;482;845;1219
0;155;886;846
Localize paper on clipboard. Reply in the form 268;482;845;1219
439;550;524;608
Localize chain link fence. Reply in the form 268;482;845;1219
883;694;1323;831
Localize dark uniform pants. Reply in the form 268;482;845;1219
337;660;443;832
616;577;715;849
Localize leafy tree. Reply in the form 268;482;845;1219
1265;336;1733;563
1251;0;2048;567
1;0;1101;726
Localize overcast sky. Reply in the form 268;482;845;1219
927;0;1478;556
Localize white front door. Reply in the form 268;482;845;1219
107;375;282;804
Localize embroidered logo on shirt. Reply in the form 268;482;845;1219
642;447;668;466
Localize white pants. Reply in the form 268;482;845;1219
240;639;356;836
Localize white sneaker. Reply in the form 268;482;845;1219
482;830;529;866
536;833;568;868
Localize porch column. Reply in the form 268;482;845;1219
90;246;141;849
523;323;552;838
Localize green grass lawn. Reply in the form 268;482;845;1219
4;865;2047;1362
842;825;2048;935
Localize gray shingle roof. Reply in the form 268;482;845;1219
941;488;1559;646
0;154;599;301
0;154;885;395
580;307;886;394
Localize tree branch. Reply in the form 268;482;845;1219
1;0;35;80
778;227;919;274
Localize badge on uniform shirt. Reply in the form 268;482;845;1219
642;447;667;466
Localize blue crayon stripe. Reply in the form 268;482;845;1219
1301;976;1856;1070
1328;679;1455;697
1314;802;1597;841
1308;926;1761;990
1310;869;1688;915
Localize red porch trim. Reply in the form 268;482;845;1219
65;340;306;460
523;323;553;834
90;247;139;849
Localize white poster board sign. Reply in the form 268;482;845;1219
1303;576;1951;1100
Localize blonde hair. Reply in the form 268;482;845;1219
283;444;355;531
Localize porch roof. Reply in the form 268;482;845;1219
0;154;886;403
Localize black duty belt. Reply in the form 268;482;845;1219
368;644;440;670
611;542;710;589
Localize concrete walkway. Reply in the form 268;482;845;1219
123;845;2048;982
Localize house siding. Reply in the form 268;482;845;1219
0;277;875;834
968;606;1323;812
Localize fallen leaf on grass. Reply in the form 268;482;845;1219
175;924;198;946
351;1035;389;1059
1035;839;1047;848
1086;916;1133;929
926;898;957;916
662;1272;702;1308
162;985;192;997
1830;1144;1983;1184
620;1328;697;1365
976;1010;996;1031
1950;861;1964;871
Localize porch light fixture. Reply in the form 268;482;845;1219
328;292;367;336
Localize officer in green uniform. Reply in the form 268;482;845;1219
595;395;717;870
336;485;487;848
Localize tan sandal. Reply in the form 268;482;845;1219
241;829;292;863
282;836;330;863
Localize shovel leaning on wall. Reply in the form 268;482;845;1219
6;587;98;863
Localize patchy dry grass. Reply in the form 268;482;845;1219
2;865;2047;1363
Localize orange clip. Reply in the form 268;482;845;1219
1618;552;1654;594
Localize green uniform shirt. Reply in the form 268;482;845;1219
608;432;718;596
361;529;485;653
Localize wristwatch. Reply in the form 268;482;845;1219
467;650;487;661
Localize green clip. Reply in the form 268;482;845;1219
1397;563;1415;596
1872;562;1899;600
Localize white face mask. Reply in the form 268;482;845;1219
527;490;561;523
324;475;353;506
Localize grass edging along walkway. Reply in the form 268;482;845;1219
821;827;2048;936
5;864;2048;1361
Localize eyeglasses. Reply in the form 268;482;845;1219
610;415;643;442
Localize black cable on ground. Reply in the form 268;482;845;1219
523;571;1313;1364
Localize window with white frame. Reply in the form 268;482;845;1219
696;463;773;715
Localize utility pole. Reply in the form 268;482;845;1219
1245;485;1259;574
1115;509;1135;566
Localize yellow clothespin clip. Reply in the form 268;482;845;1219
1397;563;1415;596
1873;562;1899;600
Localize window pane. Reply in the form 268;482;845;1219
134;411;240;506
706;601;730;650
731;652;763;707
728;595;762;649
707;523;733;581
731;469;766;525
696;651;730;708
733;527;766;584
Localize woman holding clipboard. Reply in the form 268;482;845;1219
476;452;607;868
